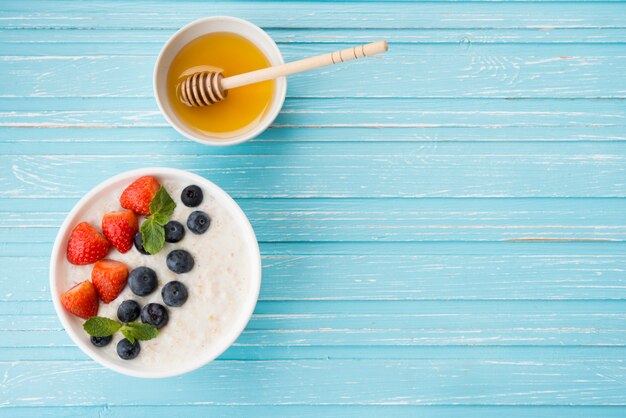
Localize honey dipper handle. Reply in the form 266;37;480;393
221;40;388;90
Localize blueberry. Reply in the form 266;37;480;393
90;335;112;347
181;185;203;207
117;338;140;360
166;249;194;274
141;303;169;329
187;211;210;234
117;300;141;323
128;266;158;296
164;220;185;243
162;281;188;307
134;232;149;255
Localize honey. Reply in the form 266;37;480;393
167;32;275;139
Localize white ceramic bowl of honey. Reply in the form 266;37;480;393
154;17;287;146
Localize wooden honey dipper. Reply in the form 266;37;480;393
179;40;388;107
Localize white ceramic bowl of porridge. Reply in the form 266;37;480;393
50;167;261;378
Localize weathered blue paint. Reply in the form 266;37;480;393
1;0;625;416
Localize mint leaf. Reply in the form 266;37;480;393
83;317;158;346
83;317;121;337
120;327;136;344
150;186;176;219
152;212;169;226
121;322;159;342
140;186;176;254
140;217;165;255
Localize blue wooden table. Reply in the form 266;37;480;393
2;0;626;416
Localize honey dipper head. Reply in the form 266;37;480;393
179;71;228;107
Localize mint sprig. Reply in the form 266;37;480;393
82;317;121;337
150;186;176;216
120;322;159;344
140;186;176;254
83;316;159;344
140;217;165;254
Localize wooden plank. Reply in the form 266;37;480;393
2;344;625;362
3;405;626;418
3;240;626;301
2;2;625;29
3;28;626;45
1;143;625;198
2;97;624;145
2;197;626;242
1;44;625;98
3;241;620;258
1;98;624;131
2;300;626;347
7;321;626;348
5;251;626;301
1;357;626;406
3;125;625;144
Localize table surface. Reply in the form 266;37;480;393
2;0;626;416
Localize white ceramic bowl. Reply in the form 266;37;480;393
50;168;262;378
154;16;287;146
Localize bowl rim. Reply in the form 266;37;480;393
49;167;262;378
153;16;287;146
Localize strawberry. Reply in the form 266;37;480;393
120;176;160;216
91;259;129;303
67;222;110;265
60;280;99;319
102;210;138;253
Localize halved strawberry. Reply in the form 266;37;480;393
67;222;110;265
60;280;99;319
102;210;138;253
92;259;129;303
120;176;160;216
